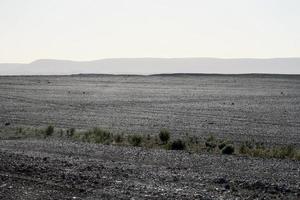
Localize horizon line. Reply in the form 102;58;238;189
1;73;300;77
1;56;300;65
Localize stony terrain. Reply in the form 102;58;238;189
0;74;299;199
0;75;299;145
0;139;299;200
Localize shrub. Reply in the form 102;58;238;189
285;145;296;158
206;135;215;142
245;140;255;149
295;152;300;161
17;127;23;134
169;139;186;150
93;128;112;143
255;142;265;149
188;136;198;145
154;136;159;144
66;128;76;137
69;128;76;137
45;125;54;137
238;142;300;160
146;134;151;141
221;145;235;155
129;135;142;147
205;135;217;150
218;141;227;150
239;143;248;154
272;145;296;159
84;128;112;144
114;134;123;143
159;129;170;144
59;129;64;137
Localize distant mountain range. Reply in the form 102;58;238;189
0;57;299;75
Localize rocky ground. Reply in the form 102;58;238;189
1;75;299;146
0;139;299;199
0;75;299;199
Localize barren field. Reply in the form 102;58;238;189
0;75;299;145
0;139;299;199
0;74;299;199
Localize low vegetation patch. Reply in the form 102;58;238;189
67;128;76;137
239;142;299;160
159;129;170;144
3;126;300;161
221;145;235;155
113;134;124;144
168;139;186;150
45;125;54;137
83;128;113;144
128;135;142;147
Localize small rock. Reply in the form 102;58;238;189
175;188;183;192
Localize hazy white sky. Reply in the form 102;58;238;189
0;0;299;63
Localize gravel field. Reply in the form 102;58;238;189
0;139;299;200
0;75;299;145
0;75;300;199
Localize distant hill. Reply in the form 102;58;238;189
0;58;299;75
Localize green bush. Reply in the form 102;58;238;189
45;125;54;137
159;129;170;144
129;135;142;147
169;139;186;150
221;145;235;155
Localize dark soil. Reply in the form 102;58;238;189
0;139;299;199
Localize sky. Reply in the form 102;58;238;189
0;0;300;63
